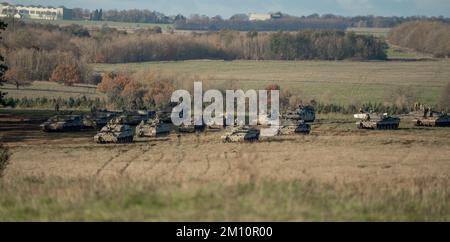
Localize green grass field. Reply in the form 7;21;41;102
21;18;173;32
93;60;450;105
0;81;105;100
347;27;391;38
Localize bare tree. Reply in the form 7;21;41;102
439;82;450;112
5;66;31;89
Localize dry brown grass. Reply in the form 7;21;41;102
0;113;449;221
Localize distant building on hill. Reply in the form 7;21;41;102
0;2;73;20
249;13;272;21
249;12;284;21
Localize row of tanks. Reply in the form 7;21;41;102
40;110;154;132
40;105;449;144
222;105;316;142
353;109;450;130
413;109;450;127
40;105;317;143
354;112;401;130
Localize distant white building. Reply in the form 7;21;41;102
249;13;272;21
0;3;72;20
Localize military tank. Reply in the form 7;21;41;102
94;119;134;143
83;111;118;129
135;118;171;137
221;126;260;142
278;121;311;135
116;111;152;126
278;106;313;135
178;123;206;133
413;111;450;127
282;105;316;122
354;112;400;130
41;115;84;132
298;105;316;122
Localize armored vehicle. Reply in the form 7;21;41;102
116;111;152;126
278;121;311;135
298;105;316;122
354;113;400;130
221;126;260;142
41;115;84;132
413;111;450;127
282;105;316;123
94;121;134;144
136;119;171;137
83;111;118;129
178;123;206;133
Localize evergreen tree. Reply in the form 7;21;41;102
0;21;8;106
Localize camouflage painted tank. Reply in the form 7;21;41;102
136;119;171;137
354;113;400;130
116;111;151;126
94;121;134;143
178;123;206;133
413;112;450;127
278;121;311;135
282;105;316;123
221;126;260;142
83;111;118;129
41;115;84;132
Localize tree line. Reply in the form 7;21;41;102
175;14;450;31
68;6;450;29
388;21;450;58
269;31;387;60
0;19;389;84
1;96;106;110
71;8;171;23
175;17;349;31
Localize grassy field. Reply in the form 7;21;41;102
94;60;450;105
2;60;447;106
0;111;449;221
21;19;173;33
0;81;105;100
347;27;391;38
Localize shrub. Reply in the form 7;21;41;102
0;143;10;177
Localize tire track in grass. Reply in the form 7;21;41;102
203;154;211;175
119;145;147;175
169;148;186;181
95;148;129;177
141;151;165;176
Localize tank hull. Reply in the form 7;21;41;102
136;123;171;137
40;115;84;132
221;127;260;142
414;116;450;127
356;120;400;130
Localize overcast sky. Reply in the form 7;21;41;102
8;0;450;17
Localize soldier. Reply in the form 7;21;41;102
414;102;420;111
54;101;60;113
90;106;97;115
424;107;429;118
